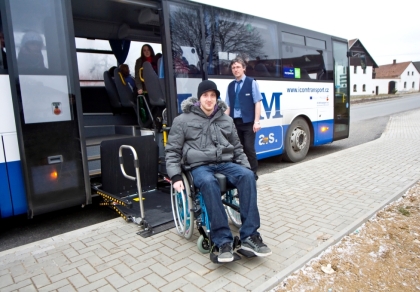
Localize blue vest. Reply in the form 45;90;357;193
228;77;255;123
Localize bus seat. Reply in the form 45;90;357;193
220;63;230;75
113;67;136;108
317;69;326;80
300;68;311;80
103;70;122;109
142;61;166;107
113;67;149;127
254;63;270;77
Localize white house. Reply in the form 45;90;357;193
374;60;420;94
348;39;379;96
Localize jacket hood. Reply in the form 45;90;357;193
181;96;228;113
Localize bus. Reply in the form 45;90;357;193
0;0;349;221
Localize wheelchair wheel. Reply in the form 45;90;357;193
197;235;210;254
171;173;194;239
225;189;242;228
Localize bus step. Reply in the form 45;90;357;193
89;169;101;177
88;155;100;161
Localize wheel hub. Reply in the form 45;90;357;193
290;128;307;151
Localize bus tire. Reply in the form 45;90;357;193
283;117;310;162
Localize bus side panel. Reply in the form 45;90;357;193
0;74;26;218
0;75;16;134
3;133;27;216
312;119;334;146
0;138;13;218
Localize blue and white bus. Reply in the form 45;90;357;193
0;0;349;219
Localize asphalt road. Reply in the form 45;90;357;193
258;116;390;174
1;94;419;252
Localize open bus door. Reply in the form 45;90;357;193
161;0;207;123
3;0;89;217
332;40;350;141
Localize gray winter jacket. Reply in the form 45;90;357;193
165;97;250;182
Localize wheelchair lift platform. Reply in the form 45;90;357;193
95;136;173;238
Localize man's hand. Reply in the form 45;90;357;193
253;122;261;133
137;89;143;95
173;180;185;193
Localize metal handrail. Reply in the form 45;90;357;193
119;145;144;222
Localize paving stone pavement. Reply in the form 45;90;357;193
1;108;420;292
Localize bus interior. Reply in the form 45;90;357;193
73;0;172;235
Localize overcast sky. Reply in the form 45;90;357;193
191;0;420;66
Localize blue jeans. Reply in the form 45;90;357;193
191;162;260;248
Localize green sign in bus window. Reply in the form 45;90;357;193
295;68;301;79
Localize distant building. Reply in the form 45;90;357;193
374;60;419;94
348;39;420;96
413;61;420;91
348;39;379;96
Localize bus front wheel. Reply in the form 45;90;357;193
283;117;310;162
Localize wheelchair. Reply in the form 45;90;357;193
170;169;254;263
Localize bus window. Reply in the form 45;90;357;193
204;6;280;78
76;38;116;86
281;45;329;80
8;0;75;124
168;3;202;78
9;0;70;75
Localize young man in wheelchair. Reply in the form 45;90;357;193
165;80;271;262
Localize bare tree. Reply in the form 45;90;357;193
169;5;264;70
170;7;204;65
211;9;263;59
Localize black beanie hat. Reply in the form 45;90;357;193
197;80;220;99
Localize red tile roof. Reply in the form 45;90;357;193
375;61;411;79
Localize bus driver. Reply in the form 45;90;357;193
165;80;272;263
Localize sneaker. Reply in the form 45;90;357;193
218;242;234;262
241;234;272;257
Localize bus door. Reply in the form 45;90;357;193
4;0;89;217
162;1;206;123
332;39;350;140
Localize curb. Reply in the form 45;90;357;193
350;92;418;104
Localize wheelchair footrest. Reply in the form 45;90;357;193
210;252;242;264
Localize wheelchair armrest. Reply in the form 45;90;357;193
179;167;195;196
181;165;191;171
214;173;227;193
181;167;231;195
